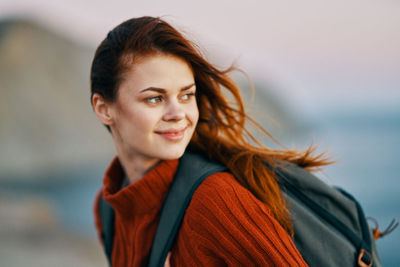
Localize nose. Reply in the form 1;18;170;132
162;99;185;121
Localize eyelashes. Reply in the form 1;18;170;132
180;92;195;101
144;92;196;105
145;95;163;104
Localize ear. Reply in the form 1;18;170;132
92;93;114;126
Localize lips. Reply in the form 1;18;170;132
155;127;187;141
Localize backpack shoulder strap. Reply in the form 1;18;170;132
98;192;115;266
147;151;227;267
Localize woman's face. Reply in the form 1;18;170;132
108;53;199;162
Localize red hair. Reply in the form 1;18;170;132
188;66;331;235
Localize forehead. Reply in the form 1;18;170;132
119;54;195;94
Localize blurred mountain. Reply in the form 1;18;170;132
0;18;114;180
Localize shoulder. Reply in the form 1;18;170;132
189;171;272;215
173;171;307;266
184;171;274;229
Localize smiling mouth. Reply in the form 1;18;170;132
155;127;187;141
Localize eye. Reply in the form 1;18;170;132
145;96;163;104
180;92;195;101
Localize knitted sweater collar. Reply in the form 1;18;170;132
102;156;179;217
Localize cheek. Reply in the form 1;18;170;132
131;111;159;132
118;106;159;134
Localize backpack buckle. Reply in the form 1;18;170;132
358;249;373;267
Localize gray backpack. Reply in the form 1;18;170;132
99;151;383;267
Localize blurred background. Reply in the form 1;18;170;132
0;0;399;266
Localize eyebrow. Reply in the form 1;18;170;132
139;83;195;93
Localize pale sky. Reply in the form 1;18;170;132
1;0;400;116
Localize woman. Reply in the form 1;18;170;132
91;16;328;266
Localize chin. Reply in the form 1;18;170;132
157;147;186;160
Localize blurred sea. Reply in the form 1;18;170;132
1;108;399;266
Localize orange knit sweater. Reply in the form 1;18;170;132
94;157;308;267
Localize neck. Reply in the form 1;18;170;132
117;152;161;184
111;128;161;184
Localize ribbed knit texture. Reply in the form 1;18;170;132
94;156;308;266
